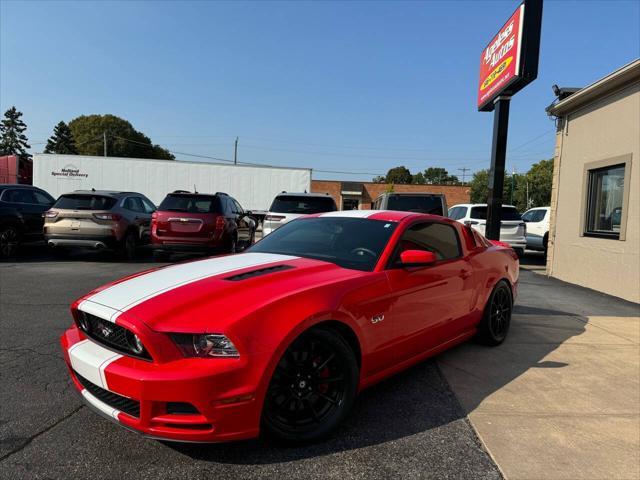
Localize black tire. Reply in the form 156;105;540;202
514;248;525;258
118;231;137;261
475;281;513;346
153;250;170;262
543;233;549;257
262;328;359;443
0;224;21;258
227;233;238;254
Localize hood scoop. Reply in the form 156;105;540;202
224;264;294;281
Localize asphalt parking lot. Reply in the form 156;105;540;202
0;245;502;480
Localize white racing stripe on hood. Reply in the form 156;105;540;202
80;252;299;322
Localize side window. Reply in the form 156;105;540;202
534;210;547;222
33;190;54;205
396;222;461;262
223;197;234;215
125;197;144;213
521;210;533;222
4;189;36;204
140;197;156;214
233;199;244;215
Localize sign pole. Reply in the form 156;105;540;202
486;95;510;240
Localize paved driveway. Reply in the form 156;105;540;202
439;267;640;479
0;248;500;480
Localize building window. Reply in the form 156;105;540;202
584;163;625;239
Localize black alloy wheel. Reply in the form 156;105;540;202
263;328;358;442
118;231;137;260
0;226;20;258
476;281;513;346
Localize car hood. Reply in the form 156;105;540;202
77;252;364;333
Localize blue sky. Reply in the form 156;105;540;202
1;0;638;181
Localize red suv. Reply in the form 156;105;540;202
151;191;256;260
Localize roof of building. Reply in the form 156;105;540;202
546;59;640;116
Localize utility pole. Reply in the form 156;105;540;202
458;167;470;185
511;167;516;205
234;137;238;165
103;131;107;157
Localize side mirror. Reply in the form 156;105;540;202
399;250;436;267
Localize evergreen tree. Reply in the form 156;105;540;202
44;121;78;154
0;107;31;156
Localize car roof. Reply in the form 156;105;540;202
307;209;448;223
0;184;42;189
378;192;445;197
65;190;142;198
450;203;518;208
275;192;332;198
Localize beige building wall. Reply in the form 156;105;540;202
547;80;640;303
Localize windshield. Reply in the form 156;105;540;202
269;195;337;214
249;217;396;271
470;206;521;221
386;195;444;215
158;194;222;214
54;194;117;210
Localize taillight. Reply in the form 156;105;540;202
265;215;285;222
43;210;58;218
93;213;122;221
151;212;157;220
489;239;511;249
215;216;225;230
520;222;527;234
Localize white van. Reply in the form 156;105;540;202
522;206;550;254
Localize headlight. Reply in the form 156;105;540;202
171;334;239;358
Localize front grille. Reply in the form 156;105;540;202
77;312;151;361
74;370;140;418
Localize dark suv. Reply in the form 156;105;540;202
372;192;447;216
0;184;55;258
151;191;256;260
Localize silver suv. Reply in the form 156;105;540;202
263;192;337;236
44;190;156;259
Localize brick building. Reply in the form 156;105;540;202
310;180;470;211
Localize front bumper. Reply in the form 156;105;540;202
60;325;262;443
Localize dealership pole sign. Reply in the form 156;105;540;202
478;0;542;112
479;0;542;241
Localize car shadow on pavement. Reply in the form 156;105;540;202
169;358;473;464
167;269;625;466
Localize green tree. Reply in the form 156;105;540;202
69;114;174;160
422;167;459;184
412;172;426;184
385;166;412;184
44;121;78;154
0;106;30;156
514;159;554;210
372;175;386;183
469;169;510;204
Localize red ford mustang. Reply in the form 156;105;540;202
60;210;518;443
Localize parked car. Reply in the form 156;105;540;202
60;210;518;443
0;184;55;257
262;192;337;236
373;192;447;216
151;191;255;260
449;203;526;256
44;190;156;259
522;206;550;254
